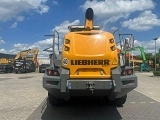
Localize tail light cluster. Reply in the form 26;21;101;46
109;38;116;51
64;39;70;52
47;69;60;76
121;69;133;76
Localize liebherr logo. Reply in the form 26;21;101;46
71;60;110;65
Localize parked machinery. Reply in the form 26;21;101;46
0;63;13;73
14;47;39;67
0;58;14;73
39;64;50;73
133;46;150;72
0;58;9;64
14;47;39;73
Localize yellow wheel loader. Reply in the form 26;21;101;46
43;8;137;106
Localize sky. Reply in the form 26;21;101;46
0;0;160;58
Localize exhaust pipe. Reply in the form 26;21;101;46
85;8;94;30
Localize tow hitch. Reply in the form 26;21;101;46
86;81;95;94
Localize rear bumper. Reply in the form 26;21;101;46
67;80;112;90
43;67;137;99
43;77;113;90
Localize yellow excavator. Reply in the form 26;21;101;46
14;47;39;67
14;47;39;73
0;48;39;73
43;8;137;106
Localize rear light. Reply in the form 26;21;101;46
109;38;114;43
64;46;69;51
127;69;133;75
47;69;60;76
121;70;126;76
65;39;70;44
53;71;59;76
121;69;133;76
47;70;52;75
111;45;116;51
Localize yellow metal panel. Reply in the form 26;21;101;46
62;31;118;79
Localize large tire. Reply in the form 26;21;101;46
108;94;127;106
48;92;63;106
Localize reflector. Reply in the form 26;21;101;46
53;71;58;76
47;70;52;75
127;69;133;75
121;70;126;76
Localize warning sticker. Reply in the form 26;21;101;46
112;58;118;65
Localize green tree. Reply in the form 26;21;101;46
145;53;154;60
135;52;154;60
